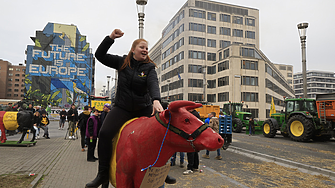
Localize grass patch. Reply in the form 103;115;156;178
0;173;36;188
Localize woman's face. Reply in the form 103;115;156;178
132;41;148;61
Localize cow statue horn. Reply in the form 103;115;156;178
168;101;202;112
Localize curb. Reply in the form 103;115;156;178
30;174;43;188
227;146;335;180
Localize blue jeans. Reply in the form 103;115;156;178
171;152;184;164
206;149;220;156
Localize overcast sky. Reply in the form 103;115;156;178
1;0;334;96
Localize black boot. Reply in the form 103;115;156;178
85;165;109;188
165;175;176;184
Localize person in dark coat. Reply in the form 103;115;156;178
26;104;35;113
59;108;67;130
86;109;100;162
78;106;91;151
249;117;255;136
67;104;78;139
86;29;163;188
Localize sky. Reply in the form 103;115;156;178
1;0;335;96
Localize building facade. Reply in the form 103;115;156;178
0;60;26;100
25;23;95;108
273;63;293;88
149;0;294;119
293;70;335;98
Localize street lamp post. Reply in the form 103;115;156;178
136;0;148;39
297;22;309;98
107;75;111;98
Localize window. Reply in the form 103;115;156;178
245;31;255;39
241;92;258;102
188;79;203;88
279;66;286;70
8;84;12;87
8;89;12;92
188;93;203;102
241;48;262;59
241;60;258;70
9;68;13;71
218;76;229;87
245;18;255;26
207;26;216;34
16;68;20;71
288;79;292;84
15;74;20;77
22;74;25;77
218;92;229;102
22;79;25;82
207;66;216;74
14;84;19;87
207;80;216;88
223;49;229;59
220;14;230;22
220;27;230;36
207;94;216;102
188;64;203;73
14;89;19;92
15;79;19;82
189;51;205;60
233;16;243;24
218;61;229;72
189;9;206;19
21;84;25;87
7;94;11;97
8;78;12;81
219;52;222;60
207;12;216;21
233;29;243;37
287;73;292;77
8;73;13;76
189;36;205;46
242;76;258;86
14;94;18;97
189;23;206;32
220;40;231;48
207;39;216;47
207;53;216;61
287;67;292;71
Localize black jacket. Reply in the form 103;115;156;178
95;36;161;111
67;108;78;122
60;110;67;120
78;111;91;132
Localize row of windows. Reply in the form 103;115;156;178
241;47;262;59
162;38;184;60
162;10;185;38
218;49;229;60
8;68;25;72
218;60;229;72
266;64;294;94
294;72;335;79
8;89;24;92
161;79;184;93
266;79;292;99
190;92;229;103
162;24;184;49
7;84;25;87
295;88;335;94
8;79;25;82
242;76;258;86
266;94;285;107
188;79;203;88
294;77;335;84
162;93;184;102
8;74;25;77
161;65;184;82
162;51;184;71
241;60;258;70
7;94;24;97
195;1;248;16
188;64;204;73
241;92;258;102
188;93;204;102
189;50;206;60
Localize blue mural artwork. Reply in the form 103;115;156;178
25;22;94;108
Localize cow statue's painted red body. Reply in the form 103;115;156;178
110;101;224;187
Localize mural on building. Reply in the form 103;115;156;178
25;23;94;108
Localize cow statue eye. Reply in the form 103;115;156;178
185;118;190;123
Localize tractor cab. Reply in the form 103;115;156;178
222;102;251;133
284;98;317;122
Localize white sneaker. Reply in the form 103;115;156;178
183;170;193;175
69;136;72;139
58;128;61;130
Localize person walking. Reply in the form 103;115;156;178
78;106;91;151
85;29;163;188
40;112;50;139
86;109;100;162
59;109;67;130
249;117;255;136
33;111;41;139
67;104;78;139
183;109;201;175
202;112;222;160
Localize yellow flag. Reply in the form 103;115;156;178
270;97;276;117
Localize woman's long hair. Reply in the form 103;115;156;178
120;39;157;71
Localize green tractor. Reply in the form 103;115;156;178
222;102;252;133
262;98;333;142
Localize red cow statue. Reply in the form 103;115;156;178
109;100;224;187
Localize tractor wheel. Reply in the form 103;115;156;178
262;119;277;138
232;118;243;133
287;115;314;142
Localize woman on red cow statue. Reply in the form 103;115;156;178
85;29;164;188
